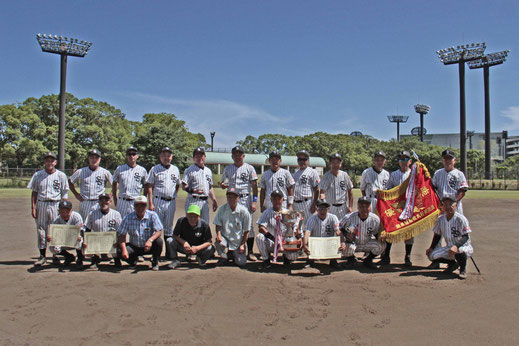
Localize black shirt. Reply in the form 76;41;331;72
173;217;212;246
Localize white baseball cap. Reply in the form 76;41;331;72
134;196;148;204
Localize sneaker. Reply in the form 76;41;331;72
76;259;84;268
443;261;459;274
138;256;145;262
52;257;61;266
168;260;181;269
329;259;341;269
63;255;75;267
379;255;390;265
259;260;272;270
217;258;228;266
458;269;467;280
363;259;379;270
197;256;207;267
151;263;159;271
404;256;413;267
427;261;440;269
34;256;47;266
113;258;122;268
128;261;137;269
342;258;357;269
247;253;258;262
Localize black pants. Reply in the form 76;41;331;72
118;238;163;265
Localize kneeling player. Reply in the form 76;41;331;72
48;200;84;267
426;195;473;279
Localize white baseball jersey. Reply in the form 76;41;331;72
318;170;353;205
146;163;181;198
259;168;295;208
386;169;411;189
53;211;84;226
69;166;112;199
112;164;147;197
182;164;213;197
360;167;390;197
305;213;339;237
257;208;290;237
293;167;320;199
28;169;69;201
340;212;380;245
85;208;122;232
432;168;468;214
432;212;471;247
221;163;258;195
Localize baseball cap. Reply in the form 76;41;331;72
374;150;386;159
358;196;371;205
193;147;206;156
43;152;57;160
316;199;330;208
126;146;138;154
442;149;456;159
88;149;102;157
296;150;310;158
441;194;457;202
270;189;284;197
226;187;240;196
161;146;172;153
269;151;281;159
187;204;201;216
98;193;111;200
59;200;73;209
329;153;342;161
231;146;245;154
134;195;147;204
399;151;411;159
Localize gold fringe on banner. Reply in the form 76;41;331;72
381;209;440;243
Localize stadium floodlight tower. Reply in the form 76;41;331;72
387;115;408;142
350;131;363;137
436;42;486;175
36;34;92;170
210;132;216;152
411;126;427;138
414;104;430;142
467;50;510;179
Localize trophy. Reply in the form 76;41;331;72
278;210;303;261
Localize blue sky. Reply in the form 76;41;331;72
2;0;518;147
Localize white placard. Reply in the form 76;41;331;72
48;224;81;248
308;236;341;260
83;232;118;255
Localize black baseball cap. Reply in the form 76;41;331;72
270;189;284;197
193;147;206;156
358;196;371;205
43;152;57;160
226;187;240;196
161;146;172;153
399;151;411;159
59;200;73;209
88;149;102;157
126;146;138;154
269;151;281;159
442;149;456;158
441;194;457;202
232;146;245;154
98;193;111;200
329;153;342;161
374;150;386;159
316;199;330;208
296;150;310;158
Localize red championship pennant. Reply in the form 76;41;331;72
376;162;440;243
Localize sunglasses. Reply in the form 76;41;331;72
127;153;138;156
297;157;308;162
398;158;410;162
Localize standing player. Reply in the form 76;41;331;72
146;146;181;258
259;151;295;212
84;193;123;268
292;150;320;227
112;146;148;219
69;149;112;220
340;197;386;269
432;149;469;214
220;145;258;261
318;153;353;221
426;195;473;279
360;151;390;211
182;147;218;223
28;152;69;266
381;150;414;266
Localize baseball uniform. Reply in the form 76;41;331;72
259;168;295;209
305;213;339;237
112;163;147;218
360;167;390;211
318;170;353;220
340;211;386;257
85;208;122;233
69;166;112;220
182;164;214;223
256;207;296;261
49;211;84;257
28;169;69;249
428;212;473;261
292;167;320;226
432;168;469;214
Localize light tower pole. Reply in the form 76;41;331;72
387;115;409;142
210;132;216;152
436;43;486;175
414;104;430;142
467;50;510;179
36;34;92;170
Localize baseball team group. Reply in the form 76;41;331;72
28;144;473;279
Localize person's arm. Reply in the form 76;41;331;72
310;186;319;213
456;190;466;203
347;189;353;213
118;234;128;259
220;170;229;189
426;234;441;257
146;184;155;211
215;225;223;243
239;231;249;254
145;229;162;252
260;188;266;212
259;225;275;240
303;230;311;254
319;188;326;200
287;185;294;210
68;179;83;202
251;180;258;213
31;191;38;219
209;186;218;211
112;182;118;206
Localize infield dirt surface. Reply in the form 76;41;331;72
1;195;518;345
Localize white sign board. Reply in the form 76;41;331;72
308;236;341;260
48;224;81;248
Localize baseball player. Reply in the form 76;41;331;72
292;150;320;227
302;199;342;269
213;188;251;268
182;147;218;224
340;197;386;270
28;152;69;266
259;151;295;212
426;195;473;279
112;146;148;218
256;189;301;270
146;146;181;258
117;196;164;271
360;150;390;212
220;145;258;261
318;153;353;221
84;193;123;268
48;200;85;267
432;149;469;214
68;149;113;220
381;150;414;266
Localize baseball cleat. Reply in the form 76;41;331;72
168;260;181;269
34;256;47;266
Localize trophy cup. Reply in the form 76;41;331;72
278;210;303;261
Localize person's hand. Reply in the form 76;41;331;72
212;200;218;212
250;201;257;213
121;248;129;260
339;242;346;251
190;245;199;254
216;234;222;243
149;203;155;211
183;242;192;253
193;189;205;195
144;240;152;252
425;248;432;257
47;235;52;242
288;204;293;211
32;208;37;219
238;244;246;254
303;244;310;255
448;245;458;256
310;203;316;214
347;206;353;213
83;243;88;249
220;182;229;189
379;234;386;243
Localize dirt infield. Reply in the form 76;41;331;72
1;196;519;345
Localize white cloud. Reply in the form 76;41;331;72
501;106;519;131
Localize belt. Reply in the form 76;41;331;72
38;200;59;203
294;198;311;203
119;197;134;201
85;199;98;201
332;203;344;207
191;196;208;200
239;193;249;198
155;196;175;201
